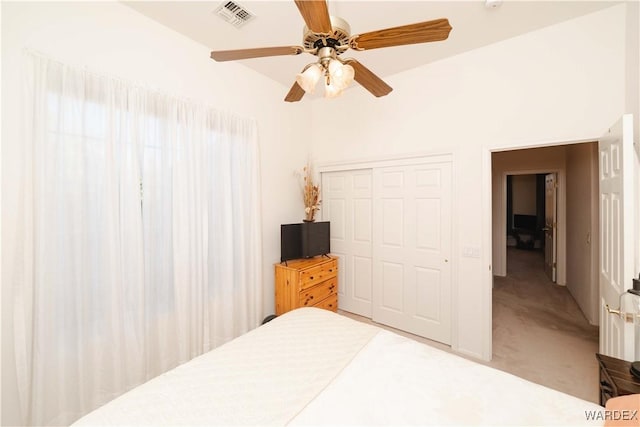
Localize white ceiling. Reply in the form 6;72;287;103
124;1;617;89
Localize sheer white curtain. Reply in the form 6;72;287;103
11;52;262;426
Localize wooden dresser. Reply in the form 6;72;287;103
596;353;640;406
275;256;338;315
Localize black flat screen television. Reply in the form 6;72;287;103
513;214;537;231
281;221;330;262
280;223;303;262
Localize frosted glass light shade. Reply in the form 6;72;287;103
327;59;342;77
342;64;356;86
324;81;343;98
339;64;355;88
327;60;354;90
295;64;322;94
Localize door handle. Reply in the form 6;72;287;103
542;227;551;232
605;304;621;316
606;304;640;321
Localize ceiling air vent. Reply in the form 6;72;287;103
214;1;255;28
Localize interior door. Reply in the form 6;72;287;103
321;169;373;317
543;173;557;282
599;114;635;360
372;162;452;344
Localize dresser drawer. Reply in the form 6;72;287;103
299;277;337;307
299;259;337;291
274;256;338;316
314;293;338;312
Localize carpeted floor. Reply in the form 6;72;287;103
340;246;600;404
491;247;599;403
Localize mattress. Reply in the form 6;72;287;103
74;307;603;426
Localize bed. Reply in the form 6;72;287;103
74;307;603;426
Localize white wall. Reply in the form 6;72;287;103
626;1;640;146
511;175;537;216
566;142;599;325
310;4;627;360
1;2;310;424
627;1;640;284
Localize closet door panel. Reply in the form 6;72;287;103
372;162;452;344
322;169;373;316
353;255;372;302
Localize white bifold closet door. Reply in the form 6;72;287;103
322;161;452;345
372;163;452;344
322;169;374;317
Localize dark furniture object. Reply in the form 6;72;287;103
596;353;640;406
261;315;277;325
512;214;538;250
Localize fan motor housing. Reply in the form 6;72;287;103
303;16;351;55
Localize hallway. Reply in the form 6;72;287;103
492;247;600;403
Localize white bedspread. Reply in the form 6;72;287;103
74;308;603;426
290;329;602;426
73;308;378;426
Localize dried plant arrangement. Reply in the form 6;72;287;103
300;162;321;222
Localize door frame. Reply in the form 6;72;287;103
496;169;566;286
544;173;558;283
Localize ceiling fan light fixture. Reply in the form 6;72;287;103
295;63;323;94
337;63;355;88
324;80;344;98
325;59;354;93
485;0;503;9
327;59;342;77
211;1;452;102
328;60;348;85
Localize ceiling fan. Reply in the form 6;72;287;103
210;0;452;102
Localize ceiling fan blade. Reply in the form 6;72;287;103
284;81;305;102
349;18;452;51
343;59;393;98
210;46;304;62
294;0;332;34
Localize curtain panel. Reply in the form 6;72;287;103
10;52;263;425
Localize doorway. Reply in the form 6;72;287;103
506;173;553;280
490;142;600;403
491;143;600;318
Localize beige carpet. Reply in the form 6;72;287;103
492;247;599;403
340;247;600;404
